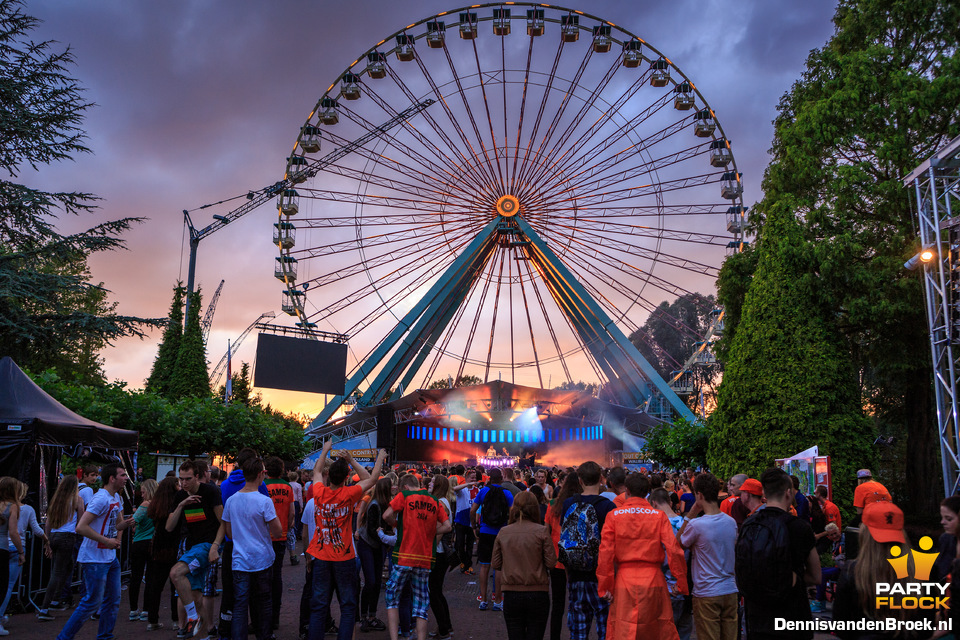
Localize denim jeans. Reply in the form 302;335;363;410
308;558;359;640
356;538;384;618
271;540;286;626
56;557;120;640
41;532;77;611
233;567;273;640
0;544;19;618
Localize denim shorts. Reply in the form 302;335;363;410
179;542;212;592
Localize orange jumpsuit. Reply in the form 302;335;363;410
597;497;688;640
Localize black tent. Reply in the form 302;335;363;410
0;357;138;511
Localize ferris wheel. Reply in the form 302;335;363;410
273;3;746;426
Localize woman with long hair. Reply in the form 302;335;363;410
142;476;180;631
529;485;548;524
0;478;21;635
128;478;157;621
37;475;81;621
832;501;937;638
544;471;582;640
492;491;557;640
0;481;45;622
428;474;454;639
357;477;392;632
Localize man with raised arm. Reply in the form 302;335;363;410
307;441;387;640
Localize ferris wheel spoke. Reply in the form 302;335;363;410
514;251;545;388
555;217;729;245
565;204;727;217
519;256;574;385
297;213;483;228
545;134;707;202
508;34;537;195
314;244;458;333
411;51;503;189
558;236;698;301
542;91;675;188
519;51;623;195
515;41;594;196
542;171;720;209
466;31;508;192
513;36;566;196
546;223;719;275
526;66;650;191
302;224;466;290
292;220;467;261
317;158;468;204
455;241;501;384
434;44;504;190
340;92;486;196
483;247;508;382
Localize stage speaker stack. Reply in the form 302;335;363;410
376;407;396;453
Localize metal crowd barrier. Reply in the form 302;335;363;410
12;529;133;613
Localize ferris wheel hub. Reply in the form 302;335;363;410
496;194;520;217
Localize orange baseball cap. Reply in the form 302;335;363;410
739;478;763;496
862;502;905;544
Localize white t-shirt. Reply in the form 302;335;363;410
78;483;95;509
600;491;618;502
78;490;122;564
222;491;276;572
301;498;316;544
290;481;304;505
679;511;739;598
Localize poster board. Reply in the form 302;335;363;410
775;452;832;501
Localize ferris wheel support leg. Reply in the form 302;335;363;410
309;219;501;428
515;217;697;423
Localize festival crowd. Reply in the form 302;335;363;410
0;449;958;640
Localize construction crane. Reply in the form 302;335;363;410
201;279;225;344
181;98;436;324
210;311;276;387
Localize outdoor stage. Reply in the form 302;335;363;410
316;380;659;468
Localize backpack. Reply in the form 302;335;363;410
735;508;795;604
558;495;601;572
481;485;509;529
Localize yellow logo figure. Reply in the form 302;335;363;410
886;536;939;580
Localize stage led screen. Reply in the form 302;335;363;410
253;333;347;395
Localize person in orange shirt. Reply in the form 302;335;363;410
264;456;295;631
598;473;688;640
719;475;746;516
853;469;891;514
814;485;841;530
307;441;386;640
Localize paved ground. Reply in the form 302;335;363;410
4;539;836;639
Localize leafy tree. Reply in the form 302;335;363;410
33;369;309;463
718;0;960;511
216;361;259;407
552;380;599;395
145;284;184;395
629;293;720;409
427;374;483;389
708;204;875;510
169;289;209;400
0;0;157;380
642;417;709;471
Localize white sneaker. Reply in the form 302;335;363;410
130;610;142;621
0;623;9;636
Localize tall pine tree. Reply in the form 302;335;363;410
145;283;184;396
169;289;209;400
708;202;874;511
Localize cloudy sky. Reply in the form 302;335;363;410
25;0;838;418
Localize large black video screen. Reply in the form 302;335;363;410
253;333;347;395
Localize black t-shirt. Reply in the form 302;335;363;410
744;506;817;639
174;482;222;549
561;493;616;583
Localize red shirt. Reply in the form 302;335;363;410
390;489;448;569
307;484;364;562
265;479;294;541
720;495;738;516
